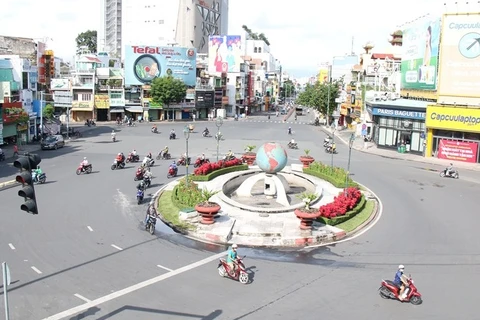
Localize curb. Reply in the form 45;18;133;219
0;180;18;191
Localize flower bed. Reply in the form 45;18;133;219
194;158;243;176
317;187;366;226
190;164;248;181
304;161;358;188
172;178;202;209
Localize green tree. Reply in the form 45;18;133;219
242;25;270;46
281;80;296;98
76;30;97;53
43;104;55;119
296;78;343;117
151;76;187;120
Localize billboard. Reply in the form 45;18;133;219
438;13;480;105
208;35;242;73
426;105;480;132
124;46;197;86
317;69;329;83
50;78;70;90
401;17;441;90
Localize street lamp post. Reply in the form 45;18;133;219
39;91;44;140
215;116;223;162
345;133;356;195
183;126;190;186
330;129;336;171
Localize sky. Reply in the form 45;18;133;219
0;0;473;78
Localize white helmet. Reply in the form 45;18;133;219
84;157;87;160
398;265;405;270
165;146;168;149
232;244;238;249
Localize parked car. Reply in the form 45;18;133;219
41;135;65;150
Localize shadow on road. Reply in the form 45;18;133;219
81;306;223;320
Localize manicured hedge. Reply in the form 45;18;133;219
317;195;366;226
304;164;359;189
189;164;248;181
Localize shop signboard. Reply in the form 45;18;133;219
208;35;242;73
94;95;110;109
195;91;214;108
438;139;478;163
372;107;426;120
401;16;441;90
426;106;480;132
124;45;197;86
71;101;93;111
2;102;27;124
438;13;480;105
50;78;71;90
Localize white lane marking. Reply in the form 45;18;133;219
42;252;225;320
8;243;15;250
157;264;173;272
31;266;42;274
111;244;123;251
87;226;93;232
73;294;91;303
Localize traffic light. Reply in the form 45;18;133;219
13;154;41;215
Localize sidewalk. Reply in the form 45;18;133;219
321;126;480;172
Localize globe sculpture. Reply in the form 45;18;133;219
256;142;288;174
236;142;291;206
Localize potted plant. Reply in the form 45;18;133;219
299;149;315;168
242;145;257;165
194;188;221;224
294;192;322;230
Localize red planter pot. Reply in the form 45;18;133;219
242;153;256;165
195;203;221;225
299;156;314;168
294;208;322;230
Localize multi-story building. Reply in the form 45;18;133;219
96;67;125;121
70;54;101;122
331;54;359;83
98;0;122;57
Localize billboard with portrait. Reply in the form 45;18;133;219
124;46;197;86
401;17;441;90
208;35;242;73
438;13;480;105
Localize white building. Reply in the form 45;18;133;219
244;39;276;72
105;0;229;59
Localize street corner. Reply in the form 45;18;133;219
0;179;18;190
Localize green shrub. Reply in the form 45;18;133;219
190;164;248;181
171;177;202;208
304;161;358;188
317;195;366;225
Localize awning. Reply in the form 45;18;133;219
126;105;143;113
110;108;124;113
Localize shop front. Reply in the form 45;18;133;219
109;91;125;121
71;101;94;122
147;100;163;121
164;102;196;121
94;94;110;122
125;105;143;121
367;101;427;154
2;102;29;144
425;105;480;163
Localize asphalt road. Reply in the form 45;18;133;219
0;116;479;320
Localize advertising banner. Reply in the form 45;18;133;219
401;17;441;90
124;46;197;86
208;35;242;73
438;139;478;163
50;78;70;90
95;95;110;109
438;13;480;105
317;69;329;83
426;106;480;132
2;102;27;124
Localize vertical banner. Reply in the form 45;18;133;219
438;139;478;163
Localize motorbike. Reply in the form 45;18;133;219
112;135;116;142
217;257;249;284
156;152;171;160
151;127;159;133
314;118;320;126
0;152;5;162
127;121;136;127
143;175;152;188
85;119;96;127
111;159;126;170
323;136;332;147
32;172;47;184
169;133;176;140
287;142;298;149
134;169;144;181
177;157;191;166
378;276;422;305
167;166;178;178
194;157;210;168
76;164;93;175
325;145;338;154
142;157;155;167
136;188;144;205
126;153;140;163
224;155;236;161
440;167;459;179
202;130;211;137
145;215;157;234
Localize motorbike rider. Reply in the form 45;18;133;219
288;127;292;135
288;138;296;148
446;163;454;176
132;149;138;157
81;157;89;170
111;130;116;140
394;265;409;300
115;153;124;165
169;161;178;174
227;244;239;276
32;166;43;181
225;150;234;160
136;179;146;191
160;146;169;158
203;127;209;135
170;129;176;138
145;204;158;225
152;124;158;133
200;153;206;161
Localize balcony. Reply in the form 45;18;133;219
195;84;213;90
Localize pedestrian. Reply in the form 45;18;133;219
13;144;19;157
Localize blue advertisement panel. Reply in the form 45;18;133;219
124;46;197;86
372;107;426;120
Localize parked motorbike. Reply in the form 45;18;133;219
217;257;249;284
194;157;210;168
126;153;140;163
440;166;459;179
169;133;176;140
136;188;144;205
111;159;126;170
287;142;298;149
134;168;144;181
156;152;171;160
145;215;157;235
32;172;47;184
378;276;422;305
76;164;93;175
167;167;178;178
177;157;191;166
142;157;155;167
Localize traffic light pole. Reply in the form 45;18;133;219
14;153;41;215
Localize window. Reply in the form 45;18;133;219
159;20;164;24
73;93;79;100
22;72;28;89
258;48;262;53
81;93;92;101
254;47;258;53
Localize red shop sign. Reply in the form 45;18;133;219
438;139;478;163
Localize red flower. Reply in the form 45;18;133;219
318;187;362;218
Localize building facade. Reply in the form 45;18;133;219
71;55;100;122
99;0;122;57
